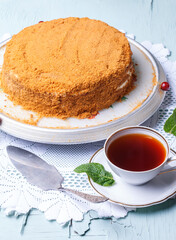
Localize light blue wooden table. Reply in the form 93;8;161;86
0;0;176;239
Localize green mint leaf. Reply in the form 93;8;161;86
74;163;115;186
121;96;127;101
164;108;176;135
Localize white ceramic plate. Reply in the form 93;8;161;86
89;148;176;208
0;38;166;144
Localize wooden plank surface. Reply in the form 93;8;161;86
0;0;176;239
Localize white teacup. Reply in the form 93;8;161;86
105;126;175;185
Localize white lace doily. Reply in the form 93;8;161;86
0;34;176;225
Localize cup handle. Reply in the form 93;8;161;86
159;149;176;175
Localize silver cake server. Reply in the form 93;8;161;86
6;146;108;203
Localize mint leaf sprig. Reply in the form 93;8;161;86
74;163;115;187
164;109;176;135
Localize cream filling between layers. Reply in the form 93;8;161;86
8;67;133;97
116;67;133;91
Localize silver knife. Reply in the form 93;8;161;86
6;146;108;203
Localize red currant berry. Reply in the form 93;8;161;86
161;82;169;91
38;21;44;23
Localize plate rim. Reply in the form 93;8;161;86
89;148;176;208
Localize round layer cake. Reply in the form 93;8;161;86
1;17;135;119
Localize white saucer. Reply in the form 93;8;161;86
89;148;176;208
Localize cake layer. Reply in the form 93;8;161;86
1;17;135;119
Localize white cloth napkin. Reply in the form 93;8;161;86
0;33;175;225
